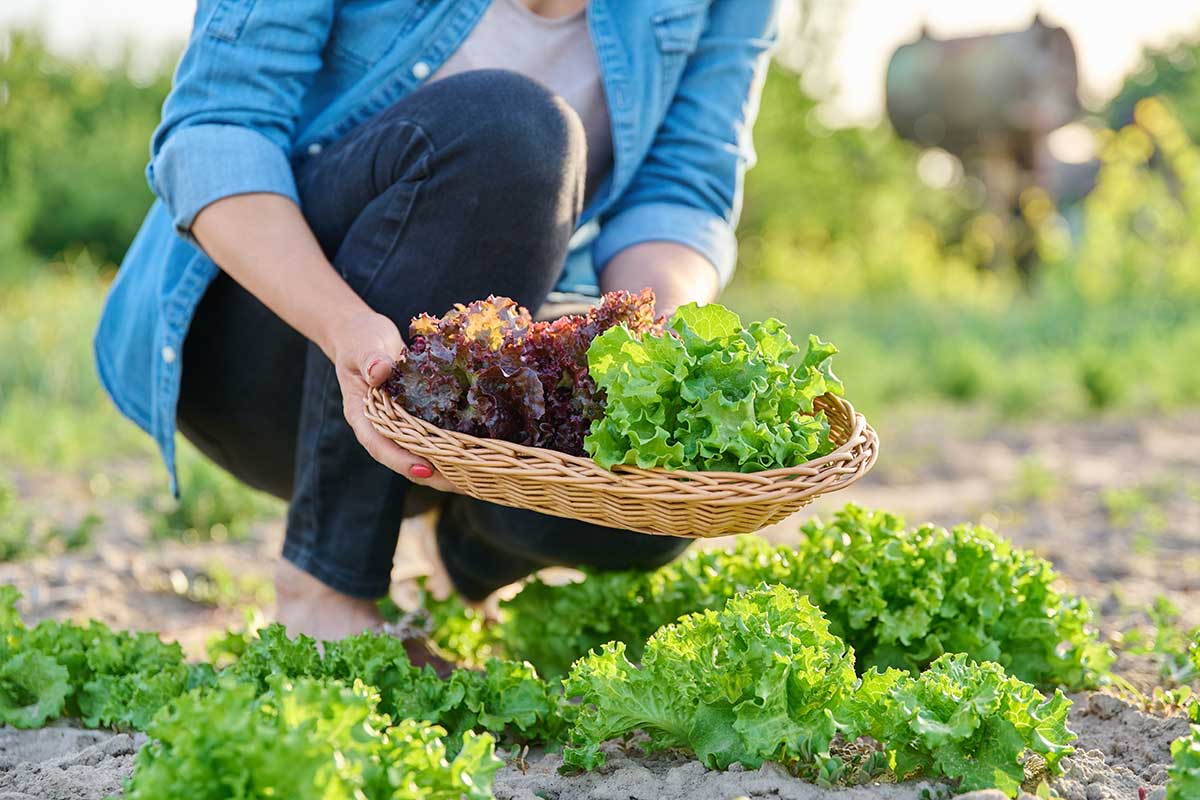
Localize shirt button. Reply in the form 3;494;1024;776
307;142;323;156
161;345;177;365
411;61;431;80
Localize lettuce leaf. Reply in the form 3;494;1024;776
585;302;839;472
76;628;190;729
220;624;571;754
228;623;323;690
0;651;70;727
562;591;1075;796
124;676;502;800
13;618;189;728
855;653;1075;795
1168;702;1200;800
386;291;663;455
792;505;1113;687
0;584;22;633
563;584;858;772
495;504;1112;689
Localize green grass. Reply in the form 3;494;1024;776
0;257;151;470
0;476;99;562
0;257;282;559
727;292;1200;427
143;453;281;544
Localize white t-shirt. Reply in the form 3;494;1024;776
431;0;613;201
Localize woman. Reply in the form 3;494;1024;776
95;0;778;654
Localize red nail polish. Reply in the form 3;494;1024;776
410;464;433;479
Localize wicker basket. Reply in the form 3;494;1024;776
364;388;878;538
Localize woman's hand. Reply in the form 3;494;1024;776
193;194;457;492
328;309;460;492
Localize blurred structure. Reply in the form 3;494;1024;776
886;15;1097;272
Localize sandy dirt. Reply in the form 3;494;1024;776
1;409;1198;797
0;725;145;800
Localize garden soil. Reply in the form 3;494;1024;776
0;725;144;800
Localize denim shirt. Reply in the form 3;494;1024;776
94;0;778;490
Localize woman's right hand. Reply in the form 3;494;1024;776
192;193;458;491
328;308;460;493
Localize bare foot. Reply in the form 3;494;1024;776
273;560;456;676
273;560;385;641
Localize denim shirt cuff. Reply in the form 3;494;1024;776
592;202;737;288
150;124;300;240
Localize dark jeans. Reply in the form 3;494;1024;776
177;70;689;601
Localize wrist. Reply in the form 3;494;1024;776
320;302;380;364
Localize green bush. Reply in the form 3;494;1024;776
0;31;170;277
731;70;1200;422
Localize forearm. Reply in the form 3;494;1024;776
191;193;373;360
191;192;452;489
599;241;720;317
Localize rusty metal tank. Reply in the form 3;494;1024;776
885;15;1082;153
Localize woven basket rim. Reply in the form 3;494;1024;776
365;387;871;482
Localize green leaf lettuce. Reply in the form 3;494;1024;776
584;302;840;472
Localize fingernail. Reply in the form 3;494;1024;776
367;358;383;375
410;464;433;479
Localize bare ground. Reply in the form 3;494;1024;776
1;407;1198;797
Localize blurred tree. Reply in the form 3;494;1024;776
0;31;170;273
1105;34;1200;140
737;65;979;291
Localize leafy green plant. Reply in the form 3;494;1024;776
227;624;570;753
0;588;191;729
2;581;1082;795
0;651;71;727
0;586;566;750
18;621;190;730
1167;703;1200;800
1120;597;1200;686
495;505;1112;688
562;586;1075;796
413;578;498;666
563;584;859;774
123;677;502;800
849;655;1074;795
585;302;840;471
791;506;1113;688
0;585;22;630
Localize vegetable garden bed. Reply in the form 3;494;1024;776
1;505;1197;799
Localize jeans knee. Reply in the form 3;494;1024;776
438;70;587;199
